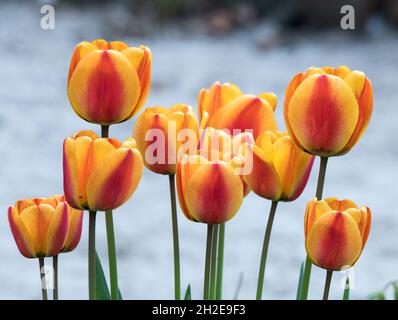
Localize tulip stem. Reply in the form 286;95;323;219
101;125;109;138
53;255;58;300
299;156;329;300
323;270;333;300
88;210;97;300
203;224;214;300
38;257;48;300
215;222;225;300
105;210;119;300
256;201;278;300
168;174;181;300
210;224;219;300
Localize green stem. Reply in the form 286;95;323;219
53;255;58;300
105;210;118;300
256;201;278;300
210;224;219;300
215;223;225;300
169;174;181;300
323;270;333;300
299;156;329;300
101;125;109;138
203;224;214;300
38;257;48;300
343;276;350;300
88;210;97;300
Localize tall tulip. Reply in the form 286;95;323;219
304;197;371;299
198;81;278;139
8;195;83;300
284;66;373;300
133;104;199;299
63;130;143;299
241;131;314;299
176;127;248;300
67;39;151;125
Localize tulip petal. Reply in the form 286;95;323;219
8;207;36;258
87;148;143;211
304;199;332;236
67;41;98;85
209;95;277;139
325;198;358;211
45;202;69;256
306;211;363;270
68;50;141;125
185;161;243;224
258;92;277;111
243;143;281;200
287;74;359;156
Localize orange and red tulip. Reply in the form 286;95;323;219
198;82;277;139
176;127;249;224
8;195;83;258
68;39;151;125
284;66;373;157
63;130;143;211
305;197;371;271
242;131;314;201
133;104;199;174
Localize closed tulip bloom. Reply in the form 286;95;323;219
284;66;373;157
63;130;143;211
8;195;83;258
242;131;314;202
176;154;244;224
133;104;199;174
68;39;151;125
198;82;278;139
305;197;371;271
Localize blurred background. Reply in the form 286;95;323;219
0;0;397;299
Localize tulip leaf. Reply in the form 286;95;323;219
296;262;305;300
368;291;385;300
184;284;192;300
95;252;123;300
95;252;111;300
392;283;398;300
343;277;350;300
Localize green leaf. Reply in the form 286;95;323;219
368;291;386;300
343;277;350;300
296;262;305;300
95;251;111;300
184;284;192;300
392;283;398;300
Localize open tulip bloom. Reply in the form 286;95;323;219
8;195;83;300
304;198;371;299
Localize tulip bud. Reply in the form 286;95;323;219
242;131;314;202
133;104;199;174
8;195;83;258
67;39;151;125
284;66;373;157
198;82;278;139
305;197;371;271
63;130;143;211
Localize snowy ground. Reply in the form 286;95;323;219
0;2;397;300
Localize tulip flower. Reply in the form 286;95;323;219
176;127;247;300
198;82;278;139
133;104;199;299
63;130;143;300
304;197;371;299
284;66;373;157
8;195;83;300
67;39;151;125
63;130;143;212
133;104;199;175
239;131;314;300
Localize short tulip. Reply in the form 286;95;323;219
63;130;143;211
284;66;373;157
68;39;151;125
305;197;371;271
8;195;83;258
242;131;314;202
133;104;199;174
198;82;278;139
